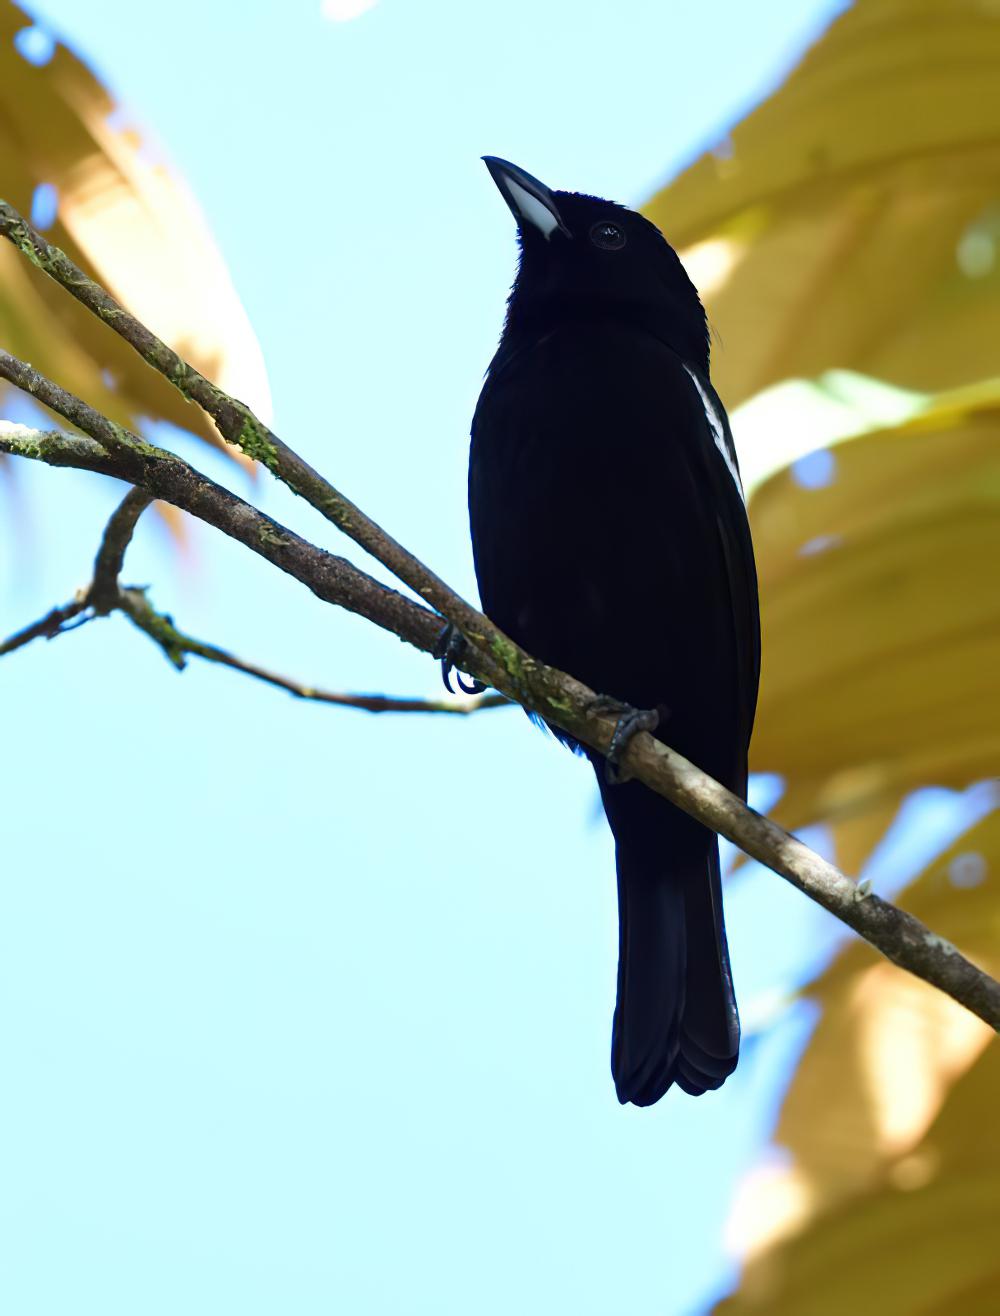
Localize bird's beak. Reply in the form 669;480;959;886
483;156;572;241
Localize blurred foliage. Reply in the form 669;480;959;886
749;375;1000;845
647;0;1000;1309
649;0;1000;411
0;0;269;464
718;820;998;1315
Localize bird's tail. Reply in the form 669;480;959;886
606;788;740;1106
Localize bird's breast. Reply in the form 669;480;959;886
475;322;707;513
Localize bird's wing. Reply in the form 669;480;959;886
681;363;761;790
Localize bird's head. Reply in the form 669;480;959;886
484;156;709;371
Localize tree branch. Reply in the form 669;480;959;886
3;417;998;1033
1;192;998;1034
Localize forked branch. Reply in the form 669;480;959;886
0;478;507;716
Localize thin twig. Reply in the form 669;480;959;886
0;597;87;656
2;414;998;1034
90;488;153;613
117;587;509;712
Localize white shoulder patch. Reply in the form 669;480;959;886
683;365;745;502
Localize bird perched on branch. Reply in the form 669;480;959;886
468;158;760;1106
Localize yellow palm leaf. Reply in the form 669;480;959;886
718;814;1000;1313
646;0;1000;408
0;1;269;451
746;377;1000;847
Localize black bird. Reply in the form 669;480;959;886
468;158;760;1106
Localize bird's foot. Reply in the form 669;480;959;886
587;697;661;784
433;623;487;696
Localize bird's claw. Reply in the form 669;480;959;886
433;623;487;696
592;700;660;784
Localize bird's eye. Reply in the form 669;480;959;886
589;220;626;251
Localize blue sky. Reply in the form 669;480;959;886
4;2;982;1313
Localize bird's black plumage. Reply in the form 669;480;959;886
470;159;760;1106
